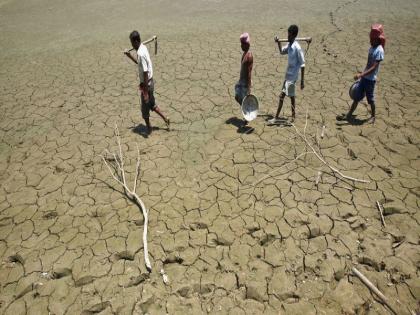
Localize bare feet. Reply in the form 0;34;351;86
165;117;170;130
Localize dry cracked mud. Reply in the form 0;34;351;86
0;0;419;314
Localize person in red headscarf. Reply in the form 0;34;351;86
235;33;253;107
234;32;254;125
338;24;385;124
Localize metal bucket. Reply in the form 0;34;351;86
349;80;365;102
241;94;259;122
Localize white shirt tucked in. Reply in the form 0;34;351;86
281;41;305;82
137;44;153;84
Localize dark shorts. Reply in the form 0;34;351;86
140;79;156;119
359;77;376;103
235;83;248;105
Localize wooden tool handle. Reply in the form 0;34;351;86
142;35;157;45
275;36;312;43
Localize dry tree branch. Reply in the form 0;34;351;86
250;151;315;187
352;267;397;315
291;112;369;183
101;125;152;271
376;201;386;227
245;109;369;188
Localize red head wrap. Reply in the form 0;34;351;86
370;24;386;48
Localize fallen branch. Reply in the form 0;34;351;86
392;240;404;249
291;113;369;184
352;267;397;315
376;201;386;227
102;125;152;271
250;151;314;187
315;125;326;186
247;110;369;188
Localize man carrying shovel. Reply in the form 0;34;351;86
270;25;305;123
124;30;169;135
336;24;385;124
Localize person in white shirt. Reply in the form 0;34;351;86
124;31;169;135
270;25;305;123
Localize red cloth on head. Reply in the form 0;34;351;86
370;24;386;47
240;32;250;44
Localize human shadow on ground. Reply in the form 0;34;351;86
130;124;162;138
226;117;254;134
335;114;373;126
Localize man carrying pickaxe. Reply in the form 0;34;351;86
124;31;169;135
270;25;309;123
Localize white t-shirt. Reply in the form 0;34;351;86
364;45;384;81
281;41;305;82
137;44;153;84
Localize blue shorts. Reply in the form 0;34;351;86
359;77;376;104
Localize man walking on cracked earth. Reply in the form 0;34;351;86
124;30;170;135
234;32;253;125
337;24;385;124
270;24;305;123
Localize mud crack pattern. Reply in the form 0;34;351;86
0;0;419;314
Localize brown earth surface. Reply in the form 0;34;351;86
0;0;419;314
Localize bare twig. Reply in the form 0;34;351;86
376;201;386;227
352;267;397;315
133;144;141;194
250;151;314;187
102;125;152;271
392;240;404;249
247;110;368;188
292;111;369;183
315;124;326;185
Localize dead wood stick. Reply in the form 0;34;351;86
392;240;404;249
102;125;152;271
315;125;326;185
275;36;312;43
351;267;397;315
292;112;369;183
246;111;368;188
250;151;314;187
376;201;386;227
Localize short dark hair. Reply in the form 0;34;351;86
129;30;141;42
288;25;299;37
